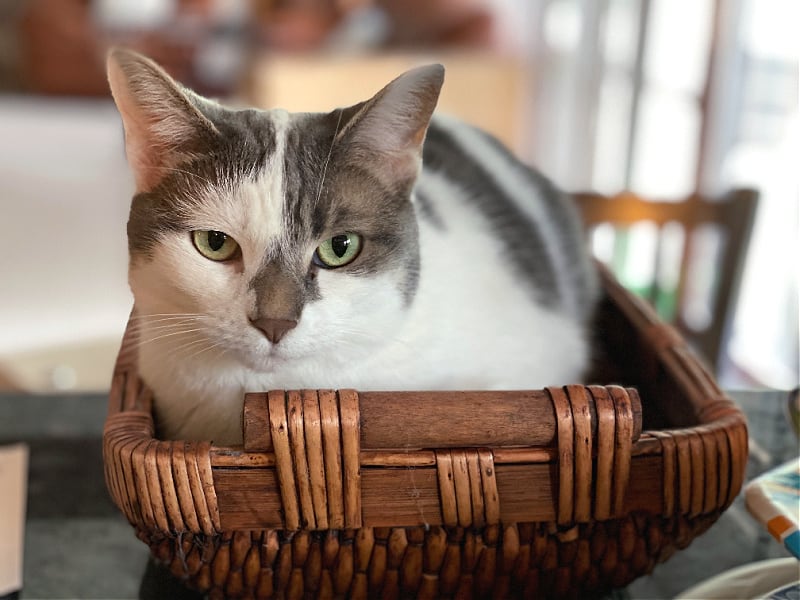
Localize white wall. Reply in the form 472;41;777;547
0;96;133;388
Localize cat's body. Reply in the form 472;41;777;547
109;50;598;445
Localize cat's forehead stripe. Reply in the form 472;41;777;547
239;109;290;259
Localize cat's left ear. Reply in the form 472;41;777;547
340;64;444;183
107;48;220;192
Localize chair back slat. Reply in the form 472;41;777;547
573;189;758;371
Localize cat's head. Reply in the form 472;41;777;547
107;49;443;373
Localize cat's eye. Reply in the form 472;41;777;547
314;233;362;268
192;230;240;261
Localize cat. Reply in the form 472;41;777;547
107;48;598;446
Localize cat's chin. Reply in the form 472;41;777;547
235;340;368;378
235;346;285;373
236;341;317;374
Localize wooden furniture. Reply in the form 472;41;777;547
574;189;758;373
244;53;529;155
103;266;748;598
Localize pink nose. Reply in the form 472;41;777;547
250;317;297;344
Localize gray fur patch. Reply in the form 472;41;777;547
420;121;562;307
471;129;597;317
414;188;446;231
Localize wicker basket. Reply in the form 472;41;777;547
103;266;748;599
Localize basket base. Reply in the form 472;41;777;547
138;513;721;600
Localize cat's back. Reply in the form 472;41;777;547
416;114;597;325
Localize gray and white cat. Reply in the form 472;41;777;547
107;49;598;446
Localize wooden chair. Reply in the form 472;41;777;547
574;189;758;373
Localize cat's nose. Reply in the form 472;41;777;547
250;317;298;344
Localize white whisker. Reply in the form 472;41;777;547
127;321;206;335
128;327;207;351
129;314;206;322
182;338;229;362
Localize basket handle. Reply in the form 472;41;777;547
243;387;642;453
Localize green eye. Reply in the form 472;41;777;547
192;230;240;261
314;233;362;268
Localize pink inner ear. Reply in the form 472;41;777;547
120;114;160;191
107;50;218;192
120;114;178;192
108;82;171;191
127;142;166;192
410;124;429;148
117;98;216;191
341;66;442;185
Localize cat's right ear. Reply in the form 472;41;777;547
107;48;219;192
337;63;444;185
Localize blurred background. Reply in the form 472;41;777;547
0;0;797;393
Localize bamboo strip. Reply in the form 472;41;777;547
688;432;705;518
339;390;362;529
610;387;633;517
568;385;593;522
727;422;747;508
196;441;221;532
172;441;201;532
451;450;472;527
114;432;145;525
286;390;315;529
156;442;183;532
185;442;215;536
491;447;556;464
132;439;157;531
478;449;500;525
590;386;615;520
698;426;719;515
650;431;676;517
675;432;692;515
268;390;300;530
319;390;344;529
114;439;138;522
713;427;731;508
144;441;170;532
301;390;328;530
466;450;485;527
550;387;574;526
435;451;457;526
